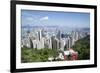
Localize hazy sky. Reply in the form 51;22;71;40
21;10;90;28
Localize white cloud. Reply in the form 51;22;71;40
40;16;49;21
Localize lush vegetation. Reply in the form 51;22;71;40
72;35;90;60
21;35;90;63
21;48;58;63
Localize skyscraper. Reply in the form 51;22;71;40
38;29;42;41
60;39;66;51
51;36;59;50
57;30;61;40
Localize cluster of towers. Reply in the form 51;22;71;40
21;28;89;51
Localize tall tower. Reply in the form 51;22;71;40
57;30;61;40
38;29;42;41
67;36;71;49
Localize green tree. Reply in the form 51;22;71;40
21;48;59;63
72;35;90;60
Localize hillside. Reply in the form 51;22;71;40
72;35;90;60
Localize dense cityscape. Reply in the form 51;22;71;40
21;10;90;63
21;26;90;62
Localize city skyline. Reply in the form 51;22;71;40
21;10;90;28
21;9;90;62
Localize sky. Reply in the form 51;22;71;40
21;10;90;28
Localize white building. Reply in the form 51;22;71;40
60;38;66;51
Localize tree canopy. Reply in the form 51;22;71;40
72;35;90;60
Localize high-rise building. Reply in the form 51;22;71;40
38;29;42;41
57;30;61;40
51;36;59;50
65;36;72;49
71;31;79;46
60;38;66;51
32;40;37;49
44;37;52;49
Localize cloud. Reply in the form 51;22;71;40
26;17;34;21
40;16;49;21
